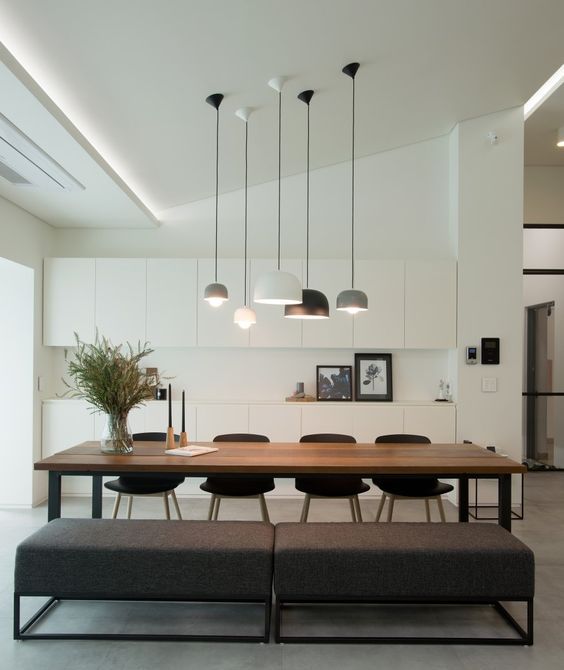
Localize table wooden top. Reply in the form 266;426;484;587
35;441;526;476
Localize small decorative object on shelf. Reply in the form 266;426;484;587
316;366;353;401
285;381;315;402
64;333;157;454
435;378;451;402
155;386;167;401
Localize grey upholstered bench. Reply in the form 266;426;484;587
14;518;274;641
274;522;534;645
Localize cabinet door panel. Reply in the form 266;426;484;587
352;405;404;443
95;259;146;344
302;260;353;348
195;404;249;441
249;404;302;442
300;404;354;437
354;260;404;348
147;259;197;347
43;258;95;346
403;405;456;442
405;260;457;349
197;260;249;347
249;260;302;348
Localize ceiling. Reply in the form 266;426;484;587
0;0;564;228
525;82;564;166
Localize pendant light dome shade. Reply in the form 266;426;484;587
204;92;228;307
254;270;302;304
252;76;302;305
336;288;368;314
233;305;256;329
337;62;368;315
285;289;330;319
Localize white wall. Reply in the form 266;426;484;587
524;166;564;224
453;107;524;464
0;195;55;504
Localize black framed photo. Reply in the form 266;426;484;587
354;354;393;401
316;366;353;401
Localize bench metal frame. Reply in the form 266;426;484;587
14;593;271;642
274;596;533;645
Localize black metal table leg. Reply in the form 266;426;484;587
48;472;62;521
458;476;469;522
499;474;512;531
92;475;103;518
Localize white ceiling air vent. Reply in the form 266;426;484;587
0;112;84;191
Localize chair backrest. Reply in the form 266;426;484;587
375;434;430;444
213;433;270;443
300;433;356;443
133;432;180;441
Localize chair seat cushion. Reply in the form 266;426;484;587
295;477;370;497
372;477;453;498
200;477;275;497
104;475;185;495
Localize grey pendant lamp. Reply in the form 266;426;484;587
285;90;329;320
336;63;368;314
233;107;257;329
203;93;229;307
253;77;302;305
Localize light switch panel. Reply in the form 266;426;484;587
482;377;497;393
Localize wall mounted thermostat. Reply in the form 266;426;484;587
481;338;500;365
466;346;478;364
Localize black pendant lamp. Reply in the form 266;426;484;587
336;63;368;314
285;90;329;320
203;93;229;307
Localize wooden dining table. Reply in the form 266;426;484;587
35;440;526;530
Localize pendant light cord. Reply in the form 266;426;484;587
306;99;310;288
351;75;355;289
214;106;220;282
277;89;282;271
244;120;249;305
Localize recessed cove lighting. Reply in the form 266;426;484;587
524;64;564;120
557;127;564;148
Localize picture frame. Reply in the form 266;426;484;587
316;365;353;401
354;353;393;401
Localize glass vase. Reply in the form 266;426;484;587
100;412;133;454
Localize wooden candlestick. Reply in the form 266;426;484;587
166;384;175;449
180;389;188;446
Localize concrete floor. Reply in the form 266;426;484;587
0;473;563;669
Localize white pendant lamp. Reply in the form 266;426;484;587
234;107;257;330
336;63;368;315
253;77;302;305
285;90;329;320
203;93;229;307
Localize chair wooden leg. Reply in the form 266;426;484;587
126;495;133;519
163;493;171;520
353;495;363;522
437;495;446;522
375;493;386;522
348;497;357;522
111;493;121;519
300;494;311;522
258;494;270;523
171;490;182;520
386;495;396;522
207;495;216;520
213;496;221;521
424;498;431;522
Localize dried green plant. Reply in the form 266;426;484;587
63;333;157;415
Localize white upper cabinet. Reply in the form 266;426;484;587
95;259;147;345
197;259;249;347
302;260;354;348
404;260;457;349
43;258;96;346
249;259;303;348
354;260;405;349
146;259;197;347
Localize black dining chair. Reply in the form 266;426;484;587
200;433;274;522
373;434;454;522
104;432;185;520
295;433;370;522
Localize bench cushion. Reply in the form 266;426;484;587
274;522;534;600
16;519;274;599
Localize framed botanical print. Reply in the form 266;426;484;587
316;365;353;401
354;353;393;401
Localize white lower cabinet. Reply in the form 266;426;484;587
194;404;249;441
248;404;302;442
300;404;355;436
403;404;456;442
352;405;405;443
